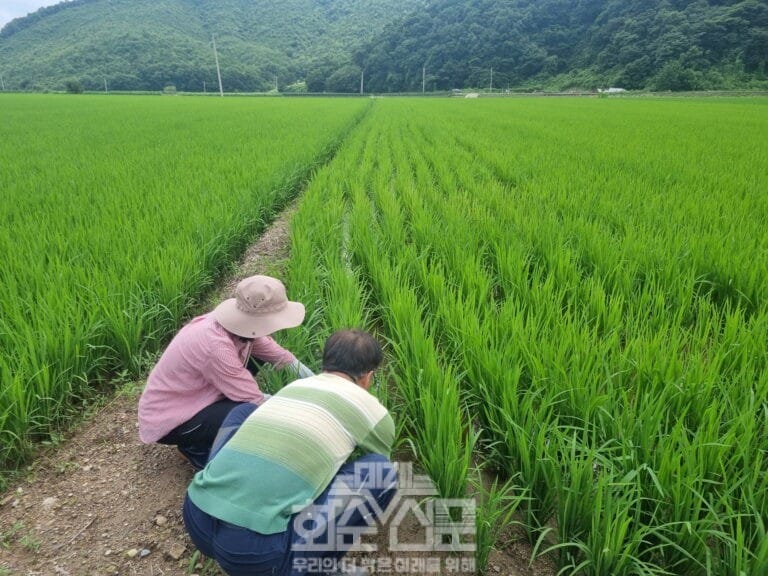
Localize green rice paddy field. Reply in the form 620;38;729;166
1;94;766;575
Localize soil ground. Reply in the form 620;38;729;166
0;205;555;576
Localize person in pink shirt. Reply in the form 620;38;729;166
138;275;313;469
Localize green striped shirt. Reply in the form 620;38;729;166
187;373;395;534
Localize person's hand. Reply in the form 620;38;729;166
289;359;314;379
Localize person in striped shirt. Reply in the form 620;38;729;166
183;329;397;576
138;275;314;469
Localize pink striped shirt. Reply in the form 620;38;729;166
138;314;296;443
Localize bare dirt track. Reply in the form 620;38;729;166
0;205;554;576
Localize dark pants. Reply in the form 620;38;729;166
183;406;397;576
158;400;250;469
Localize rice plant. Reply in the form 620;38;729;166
283;96;768;574
0;94;368;470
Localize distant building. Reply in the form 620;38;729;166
598;87;627;94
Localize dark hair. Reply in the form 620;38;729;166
322;329;383;379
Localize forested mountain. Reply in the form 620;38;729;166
360;0;768;92
0;0;421;92
0;0;766;93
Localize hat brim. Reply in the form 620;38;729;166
212;298;305;338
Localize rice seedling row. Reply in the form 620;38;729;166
3;94;767;575
0;94;369;471
285;97;768;575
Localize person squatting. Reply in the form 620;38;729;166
138;275;397;575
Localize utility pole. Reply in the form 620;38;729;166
490;67;493;92
203;80;206;93
1;75;5;91
422;65;425;94
275;75;278;92
360;69;364;95
212;34;224;97
104;78;108;93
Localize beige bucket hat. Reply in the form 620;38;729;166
212;275;305;338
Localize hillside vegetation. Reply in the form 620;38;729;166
360;0;768;92
0;0;766;92
0;0;419;92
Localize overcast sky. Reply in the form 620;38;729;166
0;1;62;29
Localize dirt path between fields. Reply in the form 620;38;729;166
0;204;554;576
